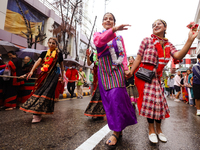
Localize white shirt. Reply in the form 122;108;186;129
174;74;181;86
167;78;174;87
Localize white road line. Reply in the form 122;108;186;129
75;124;110;150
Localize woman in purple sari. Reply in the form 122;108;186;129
93;12;137;147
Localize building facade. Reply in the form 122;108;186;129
170;47;197;73
0;0;97;82
194;0;200;55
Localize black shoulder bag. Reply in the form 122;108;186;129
135;58;159;84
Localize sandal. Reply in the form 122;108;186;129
119;131;123;138
105;134;119;148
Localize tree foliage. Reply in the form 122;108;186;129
50;0;82;58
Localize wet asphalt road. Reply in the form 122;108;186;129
0;96;200;150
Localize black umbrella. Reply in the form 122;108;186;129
0;41;20;54
63;58;81;67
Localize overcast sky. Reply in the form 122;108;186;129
91;0;200;56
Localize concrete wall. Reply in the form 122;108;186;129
194;0;200;54
0;0;8;30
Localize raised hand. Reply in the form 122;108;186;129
188;29;199;41
86;49;91;56
113;24;131;32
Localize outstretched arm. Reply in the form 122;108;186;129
93;24;131;48
173;29;198;60
27;58;42;79
93;29;116;48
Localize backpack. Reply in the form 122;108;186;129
3;64;11;81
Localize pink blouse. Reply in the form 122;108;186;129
93;28;129;70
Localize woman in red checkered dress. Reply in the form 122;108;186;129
130;19;198;143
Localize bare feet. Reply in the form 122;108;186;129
32;115;42;123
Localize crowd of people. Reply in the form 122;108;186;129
0;11;200;149
0;40;87;112
164;54;200;116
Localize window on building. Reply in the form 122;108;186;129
190;49;196;56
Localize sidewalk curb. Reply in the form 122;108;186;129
59;92;91;99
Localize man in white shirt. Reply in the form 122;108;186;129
167;75;175;99
174;71;181;102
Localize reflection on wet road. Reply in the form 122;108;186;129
0;97;200;150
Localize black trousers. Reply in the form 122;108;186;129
147;118;162;123
67;82;75;98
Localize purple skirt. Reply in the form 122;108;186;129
98;69;137;132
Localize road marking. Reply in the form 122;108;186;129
75;124;110;150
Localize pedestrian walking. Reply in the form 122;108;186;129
84;49;106;119
164;76;169;97
174;71;181;102
65;64;79;100
168;75;175;99
3;51;24;110
130;19;198;143
77;67;86;99
126;56;139;108
20;37;64;123
192;53;200;115
184;69;191;104
93;12;137;147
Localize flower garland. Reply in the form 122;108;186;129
107;35;125;68
41;48;57;72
